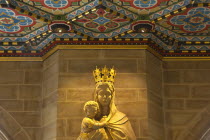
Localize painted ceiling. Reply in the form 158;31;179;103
0;0;209;59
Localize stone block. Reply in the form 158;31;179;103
0;85;18;99
103;50;146;58
148;91;162;107
137;58;146;73
185;99;210;110
115;88;139;102
0;108;21;137
166;128;182;140
57;119;67;137
25;128;42;140
139;119;148;137
188;111;210;140
163;71;181;83
0;71;24;84
66;118;83;137
165;99;184;110
116;101;147;118
59;59;68;73
43;75;58;97
165;112;196;126
24;100;41;111
10;112;41;127
18;62;42;70
148;121;164;140
191;85;210;98
0;100;23;111
42;121;56;140
43;51;59;69
164;85;189;98
147;78;162;97
129;119;140;137
59;50;99;58
13;130;29;140
66;88;94;101
148;103;163;123
58;102;84;118
19;85;42;100
42;102;57;125
0;62;19;70
183;70;210;83
115;74;147;88
67;59;138;73
139;89;147;100
43;62;58;80
24;71;42;84
59;74;95;88
181;132;196;140
57;89;66;102
163;61;210;69
43;92;57;108
147;69;162;82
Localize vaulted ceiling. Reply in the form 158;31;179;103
0;0;209;59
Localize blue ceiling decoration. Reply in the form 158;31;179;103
0;0;209;58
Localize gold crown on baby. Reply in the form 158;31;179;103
93;66;116;84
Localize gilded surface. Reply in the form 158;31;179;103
78;67;136;140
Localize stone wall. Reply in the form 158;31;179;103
0;61;42;140
57;49;148;140
163;61;210;140
146;52;164;140
1;51;210;140
42;52;59;140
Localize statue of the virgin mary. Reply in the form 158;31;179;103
78;66;136;140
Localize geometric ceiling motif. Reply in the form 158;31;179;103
157;7;210;35
0;7;47;35
150;0;192;19
0;8;35;33
0;25;48;42
0;0;210;59
168;7;210;33
155;25;210;41
73;8;131;33
17;0;90;15
110;0;185;15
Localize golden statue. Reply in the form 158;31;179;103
78;66;136;140
77;101;108;140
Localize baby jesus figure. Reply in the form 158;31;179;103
77;101;108;140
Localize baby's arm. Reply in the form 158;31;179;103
84;118;107;130
92;120;107;129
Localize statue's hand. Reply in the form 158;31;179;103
100;116;108;122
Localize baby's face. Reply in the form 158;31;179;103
86;106;98;118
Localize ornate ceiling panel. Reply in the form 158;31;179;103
157;7;210;34
15;0;90;15
72;6;132;38
0;7;47;35
0;0;209;59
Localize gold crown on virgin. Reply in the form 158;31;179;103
93;66;116;84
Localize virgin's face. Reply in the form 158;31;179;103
97;88;112;106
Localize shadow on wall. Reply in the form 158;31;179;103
176;103;210;140
0;106;30;140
